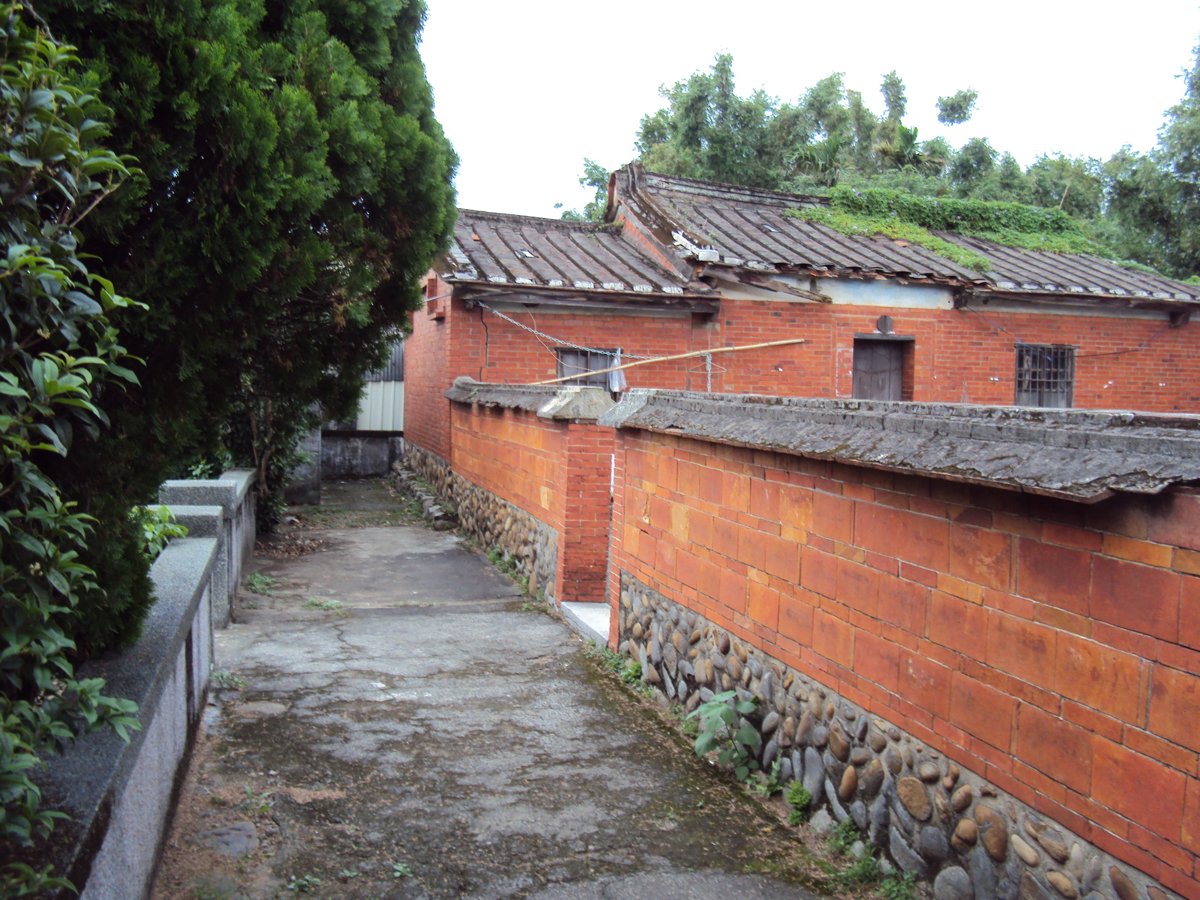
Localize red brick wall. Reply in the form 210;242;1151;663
716;299;1200;411
454;303;713;389
412;290;1200;425
450;400;612;604
557;424;613;603
404;274;454;459
609;429;1200;894
450;401;567;531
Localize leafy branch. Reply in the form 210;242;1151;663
0;10;142;894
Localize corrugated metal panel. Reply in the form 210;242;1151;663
364;341;404;382
355;381;404;431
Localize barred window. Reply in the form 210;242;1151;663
1015;343;1074;408
556;348;616;387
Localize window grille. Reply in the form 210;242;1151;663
556;348;616;387
1015;343;1074;408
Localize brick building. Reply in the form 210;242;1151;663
406;166;1200;466
403;206;718;463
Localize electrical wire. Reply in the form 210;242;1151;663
475;301;656;360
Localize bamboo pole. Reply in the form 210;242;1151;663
534;337;808;386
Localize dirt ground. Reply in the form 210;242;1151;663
150;478;899;899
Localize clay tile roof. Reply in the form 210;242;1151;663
442;209;710;298
618;167;1200;305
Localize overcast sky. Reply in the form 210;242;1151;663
420;1;1200;219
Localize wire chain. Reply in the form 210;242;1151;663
476;301;657;359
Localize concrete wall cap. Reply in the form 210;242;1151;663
446;377;614;421
601;389;1200;502
162;504;223;538
536;387;616;421
29;536;219;884
218;468;255;503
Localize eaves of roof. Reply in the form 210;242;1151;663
441;208;712;301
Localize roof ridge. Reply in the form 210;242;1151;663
456;208;617;233
641;169;830;209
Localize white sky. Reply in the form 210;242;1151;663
420;1;1200;219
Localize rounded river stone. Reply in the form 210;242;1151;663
1037;830;1070;864
838;765;857;801
1107;868;1138;900
974;803;1008;862
933;865;974;900
828;722;850;762
918;824;950;862
896;776;932;821
726;654;742;681
952;817;978;852
780;715;796;747
951;784;974;812
802;746;825;802
1046;871;1079;898
1012;833;1040;866
859;757;885;799
1020;871;1055;900
885;746;904;775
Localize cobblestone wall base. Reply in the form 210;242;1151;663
403;445;558;602
618;571;1180;900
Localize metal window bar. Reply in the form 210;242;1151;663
556;348;615;388
1015;343;1074;408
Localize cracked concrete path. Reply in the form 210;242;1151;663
152;480;821;899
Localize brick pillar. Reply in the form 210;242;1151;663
553;421;614;605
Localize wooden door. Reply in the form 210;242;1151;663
852;340;904;401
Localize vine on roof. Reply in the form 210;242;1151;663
785;186;1111;272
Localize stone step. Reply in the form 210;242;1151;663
561;601;609;645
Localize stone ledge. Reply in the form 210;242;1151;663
159;468;254;512
599;390;1200;501
30;536;219;896
168;504;223;538
561;602;610;645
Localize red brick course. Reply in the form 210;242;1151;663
406;279;1200;470
608;429;1200;889
449;399;612;605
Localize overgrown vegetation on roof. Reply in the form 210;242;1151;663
598;50;1200;282
784;186;1110;272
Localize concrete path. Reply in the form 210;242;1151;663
153;481;821;899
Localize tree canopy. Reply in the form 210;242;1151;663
575;51;1200;282
41;0;457;523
